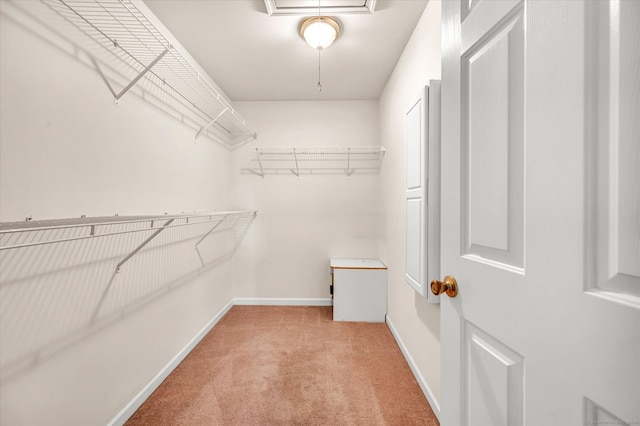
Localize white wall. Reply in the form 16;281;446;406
378;0;443;410
0;2;233;222
0;2;240;424
231;101;380;300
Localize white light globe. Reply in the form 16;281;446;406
300;17;341;50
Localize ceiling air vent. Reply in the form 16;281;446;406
264;0;376;16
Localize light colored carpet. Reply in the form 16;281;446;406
126;305;439;425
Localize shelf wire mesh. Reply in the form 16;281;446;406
0;211;257;379
37;0;255;148
243;146;386;176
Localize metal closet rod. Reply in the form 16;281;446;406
0;211;257;251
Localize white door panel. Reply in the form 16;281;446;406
406;198;422;287
440;1;639;425
406;97;423;191
464;323;524;426
586;0;640;300
461;4;525;269
582;1;640;418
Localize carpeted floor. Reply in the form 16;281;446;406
126;305;439;425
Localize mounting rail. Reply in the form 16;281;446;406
40;0;256;149
241;146;386;177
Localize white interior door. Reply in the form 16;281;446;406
439;1;639;425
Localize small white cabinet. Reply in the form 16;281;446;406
404;80;441;302
330;258;388;323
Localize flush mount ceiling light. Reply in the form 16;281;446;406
298;16;341;92
299;16;341;50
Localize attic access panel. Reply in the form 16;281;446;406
265;0;376;15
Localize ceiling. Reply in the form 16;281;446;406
143;0;428;101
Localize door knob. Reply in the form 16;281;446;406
431;275;458;298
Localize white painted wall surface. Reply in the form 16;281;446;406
231;101;380;300
378;0;442;408
0;3;240;424
0;2;233;222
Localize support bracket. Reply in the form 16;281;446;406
91;217;173;322
292;148;300;177
194;215;227;266
116;218;174;273
246;168;264;178
92;48;169;104
233;133;258;147
346;147;353;176
195;108;229;141
256;149;265;178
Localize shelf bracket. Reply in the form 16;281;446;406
234;133;258;146
116;218;174;273
115;48;169;102
92;48;169;104
195;107;229;141
292;148;300;177
194;215;227;266
256;149;265;178
346;147;353;176
246;168;263;177
91;217;173;323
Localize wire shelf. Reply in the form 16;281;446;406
0;210;257;378
0;211;257;251
241;146;386;177
39;0;256;149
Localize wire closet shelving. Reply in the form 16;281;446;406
0;211;257;269
0;211;257;379
242;146;386;177
40;0;256;149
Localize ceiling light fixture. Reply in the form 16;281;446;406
298;1;341;93
299;16;341;50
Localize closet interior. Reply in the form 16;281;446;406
0;0;443;424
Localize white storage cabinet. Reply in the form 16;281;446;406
330;258;388;322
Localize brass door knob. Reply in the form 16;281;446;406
430;275;458;298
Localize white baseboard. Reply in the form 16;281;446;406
233;297;333;306
107;298;235;426
386;315;441;422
